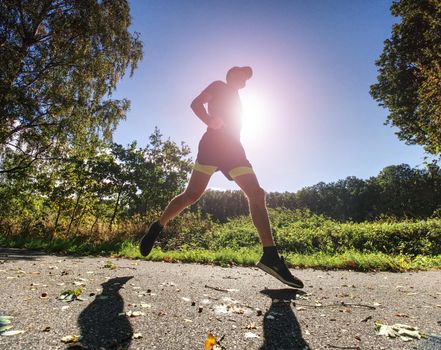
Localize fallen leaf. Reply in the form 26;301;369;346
376;323;397;338
104;261;116;269
0;325;13;333
231;305;246;315
0;316;13;326
205;333;217;350
61;335;82;343
244;331;259;339
397;327;421;340
125;310;145;317
1;330;25;336
58;289;82;302
245;322;257;330
375;322;423;341
133;332;143;339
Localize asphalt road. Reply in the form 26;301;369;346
0;247;440;350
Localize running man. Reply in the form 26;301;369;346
140;66;303;289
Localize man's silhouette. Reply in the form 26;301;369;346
140;66;303;288
78;276;133;349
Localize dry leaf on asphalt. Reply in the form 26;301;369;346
204;333;217;350
125;310;145;317
61;334;82;343
0;316;24;336
58;288;82;302
375;321;423;341
1;330;25;336
244;331;259;339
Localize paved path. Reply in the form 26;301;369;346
0;248;440;349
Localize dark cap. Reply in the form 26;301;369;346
226;66;253;82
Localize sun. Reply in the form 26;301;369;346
240;89;270;139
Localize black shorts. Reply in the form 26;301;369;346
194;130;254;181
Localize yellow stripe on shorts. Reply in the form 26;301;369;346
193;161;218;176
229;166;255;179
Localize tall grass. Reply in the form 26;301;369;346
1;209;440;271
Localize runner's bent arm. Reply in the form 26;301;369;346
191;82;224;130
191;91;212;125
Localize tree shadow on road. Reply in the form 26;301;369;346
0;247;46;261
75;276;134;349
259;288;311;350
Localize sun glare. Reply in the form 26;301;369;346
240;89;270;139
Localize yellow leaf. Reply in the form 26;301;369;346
204;333;216;350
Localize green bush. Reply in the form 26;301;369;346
203;209;441;256
2;207;440;257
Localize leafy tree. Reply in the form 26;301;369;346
0;0;143;173
192;164;441;222
131;128;193;215
370;0;441;155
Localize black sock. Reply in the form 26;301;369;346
155;220;163;229
262;245;279;263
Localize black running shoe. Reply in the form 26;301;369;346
256;255;304;289
139;220;163;257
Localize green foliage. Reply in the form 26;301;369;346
158;210;219;250
0;0;143;173
206;209;441;256
2;232;441;271
0;128;192;240
212;216;260;250
192;163;441;222
370;0;441;156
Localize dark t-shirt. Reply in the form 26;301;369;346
202;80;242;139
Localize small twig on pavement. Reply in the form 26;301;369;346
327;344;360;350
295;301;376;310
205;285;230;292
340;301;376;310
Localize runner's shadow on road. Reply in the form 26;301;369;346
74;276;134;350
259;289;311;350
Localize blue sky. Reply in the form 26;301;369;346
113;0;432;192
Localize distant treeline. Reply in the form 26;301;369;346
193;163;441;222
